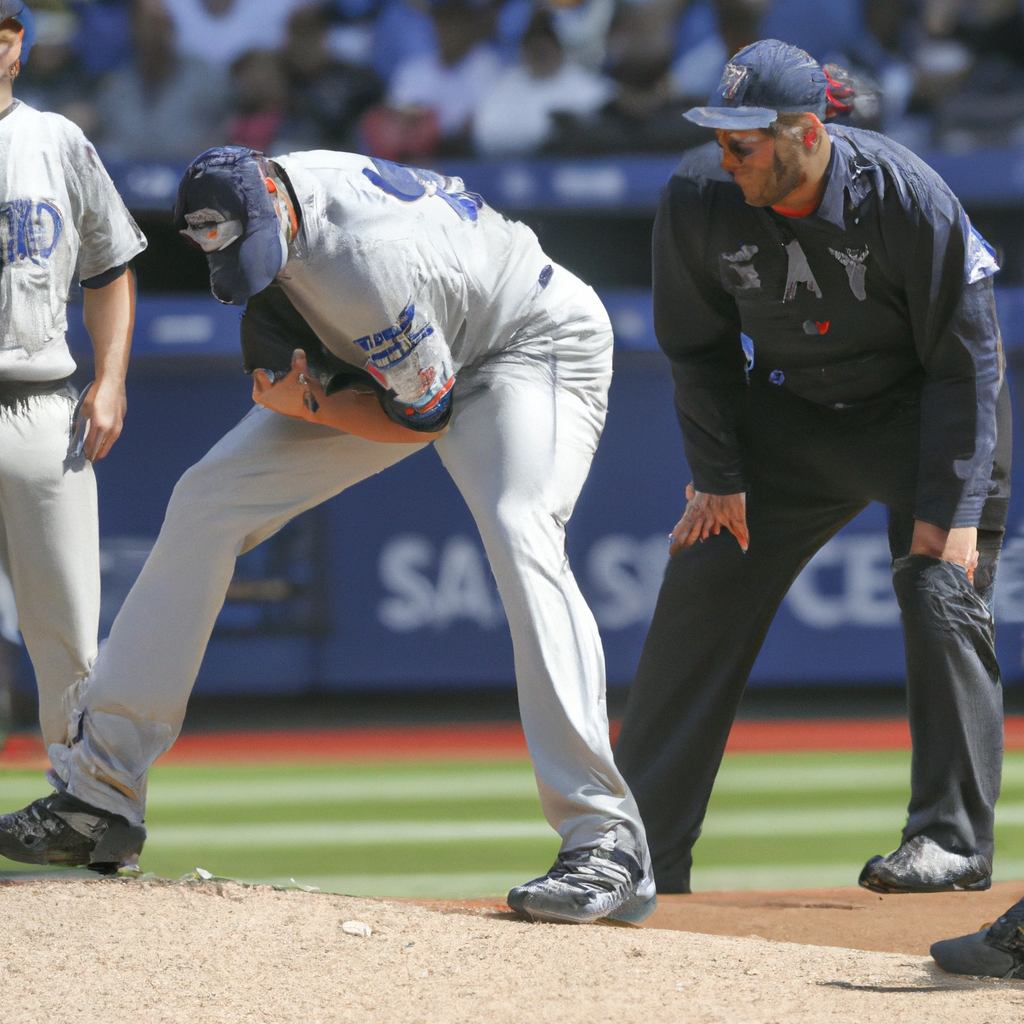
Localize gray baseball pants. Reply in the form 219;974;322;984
48;307;649;857
0;390;100;747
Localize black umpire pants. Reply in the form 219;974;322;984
615;374;1011;893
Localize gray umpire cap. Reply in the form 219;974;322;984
684;39;830;131
0;0;34;64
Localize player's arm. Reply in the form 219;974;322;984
79;265;136;461
63;124;147;461
252;349;444;443
655;173;748;552
895;180;1001;572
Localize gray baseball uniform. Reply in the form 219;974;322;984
48;150;649;864
0;100;145;746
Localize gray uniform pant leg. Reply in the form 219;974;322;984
0;393;99;748
50;406;428;821
436;359;647;854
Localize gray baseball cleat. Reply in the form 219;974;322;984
858;835;991;893
507;829;657;925
0;791;146;876
931;895;1024;979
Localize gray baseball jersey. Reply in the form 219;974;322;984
274;151;573;426
0;100;146;381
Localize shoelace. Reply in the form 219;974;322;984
989;899;1024;954
547;848;635;894
2;799;64;841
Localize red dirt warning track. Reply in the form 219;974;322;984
3;716;1024;767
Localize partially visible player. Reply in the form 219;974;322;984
0;3;146;761
932;892;1024;978
0;145;654;925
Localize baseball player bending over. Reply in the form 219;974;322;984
0;146;655;925
0;4;144;759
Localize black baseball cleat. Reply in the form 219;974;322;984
0;791;146;876
858;835;991;893
931;895;1024;979
507;830;657;925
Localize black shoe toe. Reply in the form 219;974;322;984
931;931;1018;978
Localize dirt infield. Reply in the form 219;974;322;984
430;880;1024;955
1;878;1022;1024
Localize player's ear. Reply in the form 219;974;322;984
801;113;825;151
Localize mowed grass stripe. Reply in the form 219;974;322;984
146;820;553;847
0;771;541;809
3;754;1024;808
141;801;1024;850
704;802;1024;834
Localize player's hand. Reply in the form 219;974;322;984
669;483;749;556
252;349;325;421
78;379;126;461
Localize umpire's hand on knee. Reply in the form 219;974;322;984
670;484;749;556
910;521;979;583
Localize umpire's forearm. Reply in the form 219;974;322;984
82;268;135;389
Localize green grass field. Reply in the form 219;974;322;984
4;750;1024;895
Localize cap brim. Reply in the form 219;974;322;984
207;218;286;306
683;105;779;130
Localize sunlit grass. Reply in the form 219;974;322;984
2;751;1022;894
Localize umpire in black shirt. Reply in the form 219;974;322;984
614;40;1011;895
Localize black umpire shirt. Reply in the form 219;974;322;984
654;125;1003;531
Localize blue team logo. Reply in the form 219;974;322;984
363;159;481;222
1;199;63;267
354;303;435;372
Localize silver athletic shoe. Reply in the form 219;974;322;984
931;895;1024;979
507;829;657;925
858;835;991;893
0;791;146;876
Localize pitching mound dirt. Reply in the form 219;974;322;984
1;878;1022;1023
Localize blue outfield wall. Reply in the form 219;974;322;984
108;149;1024;213
65;289;1024;693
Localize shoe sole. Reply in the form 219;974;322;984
859;874;992;895
605;891;658;925
507;890;657;926
0;834;56;866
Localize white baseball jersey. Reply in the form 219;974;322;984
0;101;147;381
274;151;579;426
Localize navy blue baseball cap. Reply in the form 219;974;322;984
684;39;833;131
0;0;35;66
174;146;288;306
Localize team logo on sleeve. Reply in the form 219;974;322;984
829;245;869;301
354;303;434;373
354;303;454;414
0;199;63;267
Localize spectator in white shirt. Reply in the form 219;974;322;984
473;8;613;156
386;0;500;151
165;0;311;69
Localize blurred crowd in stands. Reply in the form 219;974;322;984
16;0;1024;164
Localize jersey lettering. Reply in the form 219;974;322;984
353;303;434;372
354;302;454;418
0;199;63;267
